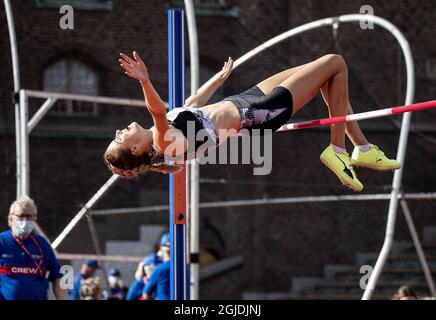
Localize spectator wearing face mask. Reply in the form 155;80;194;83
126;253;162;300
0;196;64;300
70;259;99;300
105;267;128;300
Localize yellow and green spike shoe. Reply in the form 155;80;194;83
351;144;401;171
320;145;364;192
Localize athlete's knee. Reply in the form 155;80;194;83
322;54;347;73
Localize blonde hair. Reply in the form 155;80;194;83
80;277;102;300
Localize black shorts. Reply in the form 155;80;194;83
223;85;294;133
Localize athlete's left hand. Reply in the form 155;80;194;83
217;57;233;84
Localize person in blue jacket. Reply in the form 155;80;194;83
126;252;161;300
142;233;191;300
70;259;99;300
0;196;64;300
142;233;173;300
106;267;128;300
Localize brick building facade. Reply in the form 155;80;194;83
1;0;435;298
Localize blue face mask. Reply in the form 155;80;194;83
14;220;36;237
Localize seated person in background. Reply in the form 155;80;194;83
126;253;162;300
79;277;102;300
70;259;99;300
106;267;128;300
391;285;418;300
142;233;171;300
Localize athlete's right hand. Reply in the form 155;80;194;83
119;51;149;83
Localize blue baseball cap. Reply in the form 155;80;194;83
85;259;99;269
160;232;170;247
108;267;121;277
143;253;162;267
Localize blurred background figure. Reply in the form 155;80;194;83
70;259;99;300
142;232;171;300
79;277;102;300
126;253;162;300
391;285;418;300
104;267;127;300
126;261;145;301
156;232;170;260
0;196;64;300
143;253;162;280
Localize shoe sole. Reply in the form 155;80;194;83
351;162;401;171
320;156;363;192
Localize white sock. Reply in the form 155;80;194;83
357;144;371;153
332;144;347;154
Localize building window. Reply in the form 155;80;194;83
43;59;99;116
34;0;113;11
169;0;239;17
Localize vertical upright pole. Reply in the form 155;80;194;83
168;9;188;300
361;24;415;299
19;89;29;196
184;0;200;300
4;0;22;198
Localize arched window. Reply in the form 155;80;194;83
43;59;99;116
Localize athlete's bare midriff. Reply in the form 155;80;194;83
200;100;241;135
156;100;242;150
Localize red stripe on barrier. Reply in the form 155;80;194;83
391;100;436;115
278;100;436;132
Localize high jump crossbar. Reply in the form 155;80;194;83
278;100;436;132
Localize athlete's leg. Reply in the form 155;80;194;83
258;56;367;147
320;79;400;171
272;54;363;191
277;54;349;148
320;80;369;146
256;63;310;95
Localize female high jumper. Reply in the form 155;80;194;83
104;51;400;191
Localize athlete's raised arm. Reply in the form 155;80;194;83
184;56;234;108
